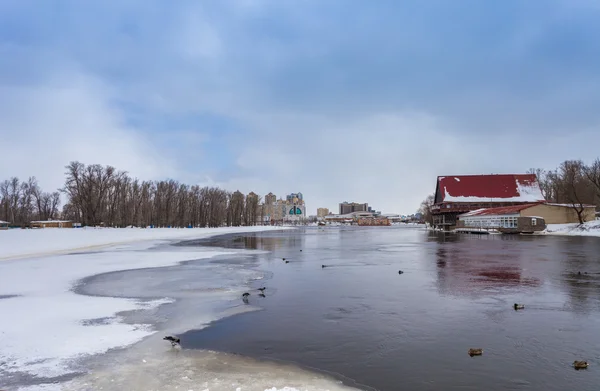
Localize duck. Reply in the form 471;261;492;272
163;336;181;347
258;287;266;292
514;303;525;310
242;292;250;298
398;270;404;275
258;293;266;298
322;265;327;268
573;361;589;369
282;258;286;261
285;260;289;263
468;348;483;356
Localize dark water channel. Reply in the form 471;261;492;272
180;226;600;391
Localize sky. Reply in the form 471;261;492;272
1;0;600;215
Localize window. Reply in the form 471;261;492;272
531;218;537;226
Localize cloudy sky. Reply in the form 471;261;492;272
1;0;600;215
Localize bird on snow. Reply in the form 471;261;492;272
163;336;181;347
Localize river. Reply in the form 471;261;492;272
179;225;600;391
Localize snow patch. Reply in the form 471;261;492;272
0;226;291;384
454;177;460;182
442;181;545;203
0;226;293;261
60;347;359;391
542;221;600;237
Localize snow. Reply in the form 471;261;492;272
542;221;600;237
0;226;297;389
0;226;290;261
443;183;545;202
543;202;596;208
30;220;72;223
454;177;460;182
59;347;359;391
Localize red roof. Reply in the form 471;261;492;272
435;174;546;203
460;203;543;217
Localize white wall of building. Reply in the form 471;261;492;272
460;213;519;229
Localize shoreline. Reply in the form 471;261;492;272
176;227;375;391
0;226;298;390
424;222;600;238
0;226;296;262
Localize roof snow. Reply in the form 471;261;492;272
438;174;546;203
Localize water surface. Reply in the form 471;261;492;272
182;226;600;391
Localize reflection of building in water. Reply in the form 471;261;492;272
433;239;540;297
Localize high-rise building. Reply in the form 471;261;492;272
260;192;307;223
339;202;369;215
317;208;330;217
286;192;304;205
265;192;276;205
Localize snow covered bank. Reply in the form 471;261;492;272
0;226;294;390
0;226;291;261
61;346;360;391
543;220;600;237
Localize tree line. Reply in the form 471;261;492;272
1;161;264;228
419;158;600;225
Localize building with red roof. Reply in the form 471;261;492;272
432;174;546;230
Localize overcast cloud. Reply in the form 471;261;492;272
1;0;600;215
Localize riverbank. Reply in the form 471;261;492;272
0;226;302;390
543;221;600;237
424;221;600;238
0;226;294;261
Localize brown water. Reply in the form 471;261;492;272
181;226;600;391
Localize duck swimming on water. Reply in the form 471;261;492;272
514;303;525;310
468;348;483;356
573;361;589;369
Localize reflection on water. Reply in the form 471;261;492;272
183;227;600;391
180;232;303;252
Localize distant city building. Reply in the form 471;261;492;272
260;191;306;224
286;192;304;205
284;204;306;221
265;192;276;205
339;202;369;215
317;208;329;218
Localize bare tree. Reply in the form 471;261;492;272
584;158;600;207
5;161;263;229
244;192;260;226
527;168;554;201
556;160;594;224
419;194;435;226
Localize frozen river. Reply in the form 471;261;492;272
1;225;599;391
